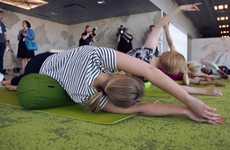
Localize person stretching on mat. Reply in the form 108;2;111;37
2;5;223;125
127;3;223;96
1;48;223;124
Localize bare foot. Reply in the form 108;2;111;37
5;85;17;91
207;87;223;97
2;80;11;86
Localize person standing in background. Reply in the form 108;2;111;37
3;40;17;75
17;20;36;73
117;25;133;53
79;25;96;46
0;10;7;74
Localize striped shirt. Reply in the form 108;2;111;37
39;46;117;109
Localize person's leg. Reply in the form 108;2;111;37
143;26;163;50
143;15;172;50
181;86;223;96
4;52;54;87
0;43;6;73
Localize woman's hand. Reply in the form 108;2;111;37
185;108;224;125
179;3;202;12
187;97;224;124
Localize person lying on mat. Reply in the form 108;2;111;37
187;61;228;86
2;44;224;125
127;3;222;96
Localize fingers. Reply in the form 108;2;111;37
207;117;224;125
194;2;202;6
202;109;224;125
206;106;217;113
195;116;224;125
204;110;220;118
187;3;202;11
190;6;200;11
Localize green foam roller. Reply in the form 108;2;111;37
18;74;73;109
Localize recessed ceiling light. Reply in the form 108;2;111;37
97;0;105;5
221;30;229;34
217;16;229;21
218;25;229;29
218;5;224;10
0;0;48;10
214;4;229;11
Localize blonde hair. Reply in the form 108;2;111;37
158;51;190;85
187;62;200;74
87;73;144;112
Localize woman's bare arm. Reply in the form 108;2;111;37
103;101;223;124
115;51;223;123
181;86;223;96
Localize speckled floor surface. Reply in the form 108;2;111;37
0;82;230;150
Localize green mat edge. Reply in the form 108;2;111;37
0;90;135;125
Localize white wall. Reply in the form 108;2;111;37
191;37;230;68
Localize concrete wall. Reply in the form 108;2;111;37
2;0;199;58
69;11;161;49
2;10;70;54
191;37;230;68
2;10;162;54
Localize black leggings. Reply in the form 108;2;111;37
11;52;54;85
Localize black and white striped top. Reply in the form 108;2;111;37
39;46;117;109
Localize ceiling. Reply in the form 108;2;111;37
175;0;230;38
0;0;159;25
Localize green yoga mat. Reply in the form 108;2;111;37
0;88;134;125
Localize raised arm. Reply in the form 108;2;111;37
113;51;223;124
164;23;177;51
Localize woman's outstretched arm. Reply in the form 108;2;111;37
181;86;223;96
103;101;224;125
115;51;223;124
